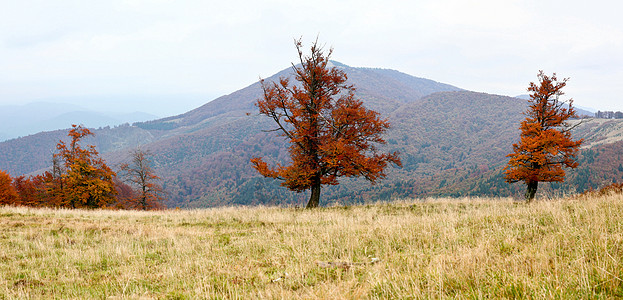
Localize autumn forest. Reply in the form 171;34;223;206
1;42;623;209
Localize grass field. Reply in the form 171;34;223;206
1;194;622;299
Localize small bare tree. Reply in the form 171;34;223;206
119;149;165;210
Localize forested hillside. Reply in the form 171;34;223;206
1;63;622;207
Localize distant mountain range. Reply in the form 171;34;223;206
1;62;622;207
0;102;158;142
514;94;595;117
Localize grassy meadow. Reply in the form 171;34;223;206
1;194;622;299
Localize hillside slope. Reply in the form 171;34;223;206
1;63;622;207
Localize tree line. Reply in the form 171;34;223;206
594;111;623;119
0;125;163;210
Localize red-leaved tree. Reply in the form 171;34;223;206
12;175;46;207
251;39;401;208
504;71;583;201
0;170;18;205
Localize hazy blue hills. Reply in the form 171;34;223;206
0;102;158;142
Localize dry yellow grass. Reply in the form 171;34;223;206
1;194;622;299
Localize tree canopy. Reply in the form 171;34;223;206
504;71;583;201
54;125;117;208
0;170;18;205
251;39;401;207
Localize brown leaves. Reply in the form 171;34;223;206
54;125;117;209
504;72;583;199
252;39;401;206
0;170;18;205
1;125;119;209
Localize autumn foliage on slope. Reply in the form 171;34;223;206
504;71;583;201
251;39;401;208
0;125;163;210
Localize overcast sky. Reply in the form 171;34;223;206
2;0;622;116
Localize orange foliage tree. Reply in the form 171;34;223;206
54;125;117;208
0;170;18;205
504;71;583;201
119;149;165;210
251;39;401;208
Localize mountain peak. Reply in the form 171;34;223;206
328;60;350;68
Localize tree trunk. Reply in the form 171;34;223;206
525;180;538;202
306;183;321;208
141;186;147;211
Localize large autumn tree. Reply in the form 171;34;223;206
504;71;583;201
54;124;117;208
251;39;401;208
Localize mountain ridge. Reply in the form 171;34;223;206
1;63;622;207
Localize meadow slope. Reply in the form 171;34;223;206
1;195;622;299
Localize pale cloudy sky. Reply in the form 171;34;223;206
1;0;622;116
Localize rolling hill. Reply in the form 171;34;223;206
1;62;622;207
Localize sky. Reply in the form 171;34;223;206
2;0;622;117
